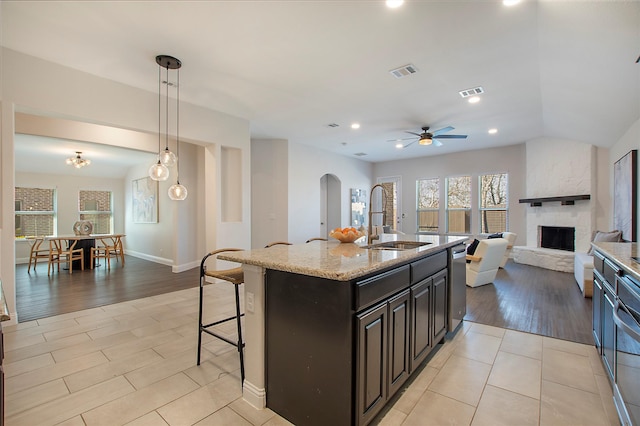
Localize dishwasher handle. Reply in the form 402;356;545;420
452;247;467;260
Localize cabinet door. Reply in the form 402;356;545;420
388;290;410;397
592;271;604;352
410;278;431;372
432;270;447;345
357;302;387;426
602;282;616;381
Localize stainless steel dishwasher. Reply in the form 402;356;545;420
448;243;467;333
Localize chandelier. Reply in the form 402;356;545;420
148;55;188;200
66;151;91;169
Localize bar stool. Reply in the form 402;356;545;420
305;237;327;243
264;241;292;248
197;248;246;383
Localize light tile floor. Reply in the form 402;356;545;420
3;285;620;426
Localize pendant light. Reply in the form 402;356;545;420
168;63;188;201
149;55;181;181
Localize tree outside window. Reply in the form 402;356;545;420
446;176;471;234
417;178;439;233
479;173;508;233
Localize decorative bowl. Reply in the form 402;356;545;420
329;227;365;243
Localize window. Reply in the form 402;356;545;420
14;187;56;237
416;178;439;233
479;173;508;233
79;190;112;234
446;176;471;234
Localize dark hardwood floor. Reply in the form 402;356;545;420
466;260;593;345
15;255;200;323
16;255;593;345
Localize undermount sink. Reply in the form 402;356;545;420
365;241;432;251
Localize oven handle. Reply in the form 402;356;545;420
613;301;640;343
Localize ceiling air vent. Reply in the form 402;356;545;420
327;123;340;128
459;86;484;98
389;64;418;79
354;152;367;157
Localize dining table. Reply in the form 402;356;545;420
45;234;125;270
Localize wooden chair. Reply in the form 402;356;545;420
27;237;50;273
264;241;292;248
90;238;117;269
106;235;125;266
48;238;84;275
197;248;246;383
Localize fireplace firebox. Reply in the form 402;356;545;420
539;226;575;252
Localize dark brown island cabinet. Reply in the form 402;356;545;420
265;249;450;426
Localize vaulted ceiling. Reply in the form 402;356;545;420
3;0;639;170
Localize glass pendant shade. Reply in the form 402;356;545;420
168;183;188;200
149;161;170;181
159;148;176;167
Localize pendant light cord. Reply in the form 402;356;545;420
157;64;162;161
176;67;181;184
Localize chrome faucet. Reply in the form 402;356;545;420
368;184;388;245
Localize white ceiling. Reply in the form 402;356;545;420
3;0;640;175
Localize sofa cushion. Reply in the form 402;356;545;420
587;230;622;254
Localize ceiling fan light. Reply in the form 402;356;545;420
419;137;432;146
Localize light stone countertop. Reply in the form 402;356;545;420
592;242;640;281
218;234;469;281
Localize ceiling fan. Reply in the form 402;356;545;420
389;126;467;148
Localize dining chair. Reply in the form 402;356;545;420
90;238;117;269
48;238;84;275
27;237;50;273
106;235;125;265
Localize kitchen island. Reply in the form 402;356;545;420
219;234;468;426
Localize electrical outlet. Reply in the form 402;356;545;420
246;292;254;313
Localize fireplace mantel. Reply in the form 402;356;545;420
519;194;590;207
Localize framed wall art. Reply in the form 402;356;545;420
132;176;158;223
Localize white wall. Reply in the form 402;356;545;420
1;48;251;323
14;172;125;262
373;144;527;242
609;117;640;242
287;143;372;244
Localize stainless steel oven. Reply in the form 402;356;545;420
613;273;640;425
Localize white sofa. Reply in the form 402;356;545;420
499;232;517;268
574;252;594;297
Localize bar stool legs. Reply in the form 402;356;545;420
197;249;245;384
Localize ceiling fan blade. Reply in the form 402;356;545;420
434;134;467;139
405;131;422;137
432;139;443;147
387;136;416;142
431;126;454;136
400;140;418;148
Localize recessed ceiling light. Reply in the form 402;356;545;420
386;0;404;8
395;143;404;149
488;128;498;134
468;96;481;104
351;123;360;129
503;0;520;6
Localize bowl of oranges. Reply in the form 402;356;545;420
329;227;365;243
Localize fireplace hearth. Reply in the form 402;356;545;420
539;226;575;252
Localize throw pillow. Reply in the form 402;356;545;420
466;239;480;263
487;232;503;239
587;230;622;254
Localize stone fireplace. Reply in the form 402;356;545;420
512;138;597;272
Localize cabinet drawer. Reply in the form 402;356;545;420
603;258;620;288
593;251;605;275
410;251;447;284
355;265;410;311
